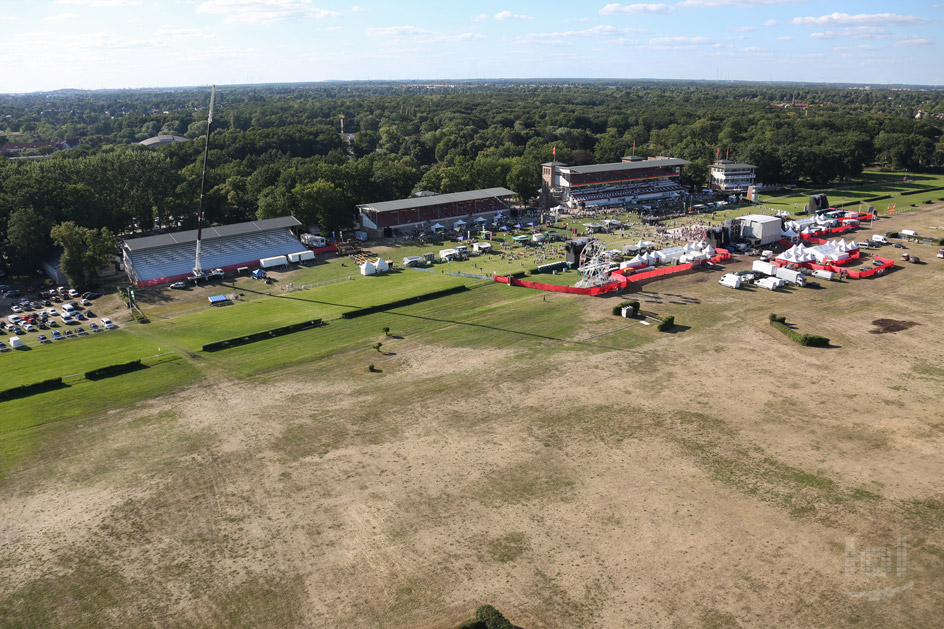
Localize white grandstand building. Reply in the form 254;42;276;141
122;217;304;286
541;156;690;210
709;160;756;193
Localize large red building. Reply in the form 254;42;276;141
541;156;690;209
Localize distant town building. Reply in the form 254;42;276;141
1;137;79;156
709;160;756;193
541;156;690;210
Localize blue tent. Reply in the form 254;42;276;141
252;269;267;278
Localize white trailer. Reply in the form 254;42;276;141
259;255;288;268
8;336;22;349
752;260;779;276
439;248;458;261
472;242;492;254
811;269;836;281
755;276;784;291
718;273;742;289
301;234;327;247
775;267;807;287
287;250;315;263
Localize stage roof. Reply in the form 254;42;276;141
358;187;515;213
123;216;301;252
561;158;690;175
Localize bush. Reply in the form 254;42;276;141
85;360;143;380
368;363;376;372
770;317;829;347
925;199;934;204
0;377;65;401
886;232;898;239
474;605;515;629
373;342;382;352
382;327;390;336
202;318;323;351
657;315;675;331
938;237;944;246
612;300;640;316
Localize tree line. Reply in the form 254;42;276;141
1;80;942;277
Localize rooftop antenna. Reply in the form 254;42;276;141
194;84;215;277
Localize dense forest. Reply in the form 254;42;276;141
1;80;943;276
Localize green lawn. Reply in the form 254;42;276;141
0;330;165;389
759;171;944;212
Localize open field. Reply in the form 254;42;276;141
759;171;944;213
2;205;944;627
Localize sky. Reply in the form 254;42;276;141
0;0;942;93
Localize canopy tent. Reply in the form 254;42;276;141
360;259;376;275
252;269;267;278
375;257;390;272
430;223;445;231
474;216;487;222
454;219;467;226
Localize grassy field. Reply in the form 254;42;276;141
759;170;944;212
2;203;944;628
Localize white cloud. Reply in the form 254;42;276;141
599;3;674;15
154;26;214;42
648;35;725;48
893;37;932;47
46;12;79;21
196;1;340;25
351;5;363;11
728;26;755;32
366;25;433;37
474;13;489;21
742;46;772;56
763;19;777;26
494;10;532;20
518;25;644;43
809;31;835;39
776;35;793;40
55;0;140;5
677;0;799;7
806;26;927;41
792;13;930;27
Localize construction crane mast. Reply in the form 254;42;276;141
194;84;215;277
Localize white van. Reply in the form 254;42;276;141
811;269;836;281
900;229;918;238
718;273;742;289
8;336;22;349
871;234;888;245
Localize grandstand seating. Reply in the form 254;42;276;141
126;228;303;285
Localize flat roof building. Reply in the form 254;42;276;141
710;160;756;193
357;187;515;238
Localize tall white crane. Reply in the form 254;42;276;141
193;84;215;277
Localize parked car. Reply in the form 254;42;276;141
51;330;62;340
11;305;22;313
37;335;49;343
893;243;907;249
48;319;59;327
68;289;79;298
47;309;59;317
101;317;117;330
75;312;86;321
170;281;188;289
64;329;75;338
90;323;101;332
80;299;91;307
24;324;36;332
82;291;102;300
0;341;8;352
76;327;87;335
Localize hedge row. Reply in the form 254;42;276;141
612;300;640;316
0;377;65;401
769;314;830;347
657;315;675;331
340;286;470;319
86;360;144;380
202;319;324;351
536;260;568;274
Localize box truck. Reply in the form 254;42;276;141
775;266;807;287
752;260;779;276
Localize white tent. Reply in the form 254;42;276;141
375;257;390;272
360;259;376;275
431;223;444;231
454;219;467;227
474;216;487;222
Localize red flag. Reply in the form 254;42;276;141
716;148;720;160
632;139;636;151
726;148;729;159
552;145;556;157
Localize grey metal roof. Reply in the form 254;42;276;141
711;162;756;170
139;134;189;147
562;158;690;175
123;216;301;252
358;187;515;213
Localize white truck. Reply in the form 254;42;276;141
811;269;836;281
718;273;742;289
900;229;918;238
259;255;288;269
871;234;888;245
755;276;784;291
775;266;807;287
752;260;779;276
